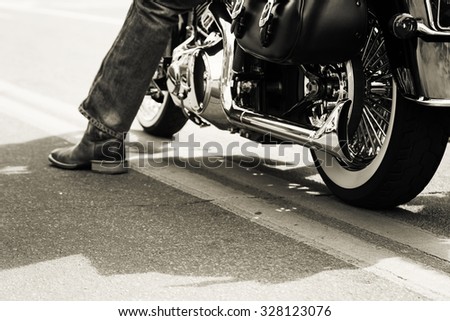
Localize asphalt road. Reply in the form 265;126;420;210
0;0;449;300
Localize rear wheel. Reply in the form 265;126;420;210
311;14;449;209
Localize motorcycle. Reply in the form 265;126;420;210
136;0;450;209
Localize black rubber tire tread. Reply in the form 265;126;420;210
140;97;188;139
314;97;449;209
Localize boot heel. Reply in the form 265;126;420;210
91;160;129;174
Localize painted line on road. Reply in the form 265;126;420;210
131;159;450;300
0;95;81;137
0;80;85;137
0;12;13;20
0;3;123;25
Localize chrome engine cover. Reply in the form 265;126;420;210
167;32;231;128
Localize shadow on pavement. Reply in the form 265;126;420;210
1;135;448;288
1;136;352;283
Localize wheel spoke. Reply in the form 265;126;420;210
362;28;381;65
367;61;390;76
361;112;379;152
367;72;392;82
367;105;390;124
363;40;386;69
361;27;376;61
369;92;392;101
356;124;369;154
363;105;387;138
367;53;388;71
366;96;391;114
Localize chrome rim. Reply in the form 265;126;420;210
347;15;393;166
311;12;399;189
308;13;394;170
137;91;168;128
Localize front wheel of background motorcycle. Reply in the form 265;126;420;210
312;87;449;209
137;90;188;139
137;23;188;139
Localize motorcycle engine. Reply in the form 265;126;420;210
166;6;304;130
232;46;305;123
166;32;223;116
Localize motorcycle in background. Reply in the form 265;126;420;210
136;0;450;209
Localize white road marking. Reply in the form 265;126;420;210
0;12;13;20
0;2;123;25
0;80;85;136
0;166;31;175
48;1;129;10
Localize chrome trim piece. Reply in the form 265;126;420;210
259;0;274;27
231;0;244;19
390;12;450;37
425;0;439;30
417;20;450;37
228;100;355;165
406;96;450;107
425;0;450;31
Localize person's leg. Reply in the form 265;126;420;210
80;0;205;138
49;0;205;173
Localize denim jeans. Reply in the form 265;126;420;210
79;0;206;139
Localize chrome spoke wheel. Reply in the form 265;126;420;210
307;13;394;171
312;12;398;189
347;16;393;166
308;11;448;208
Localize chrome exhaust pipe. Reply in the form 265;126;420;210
227;100;353;164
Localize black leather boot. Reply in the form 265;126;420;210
48;123;128;174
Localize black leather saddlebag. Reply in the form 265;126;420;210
231;0;368;64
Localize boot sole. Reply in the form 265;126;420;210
91;160;129;174
48;154;128;174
